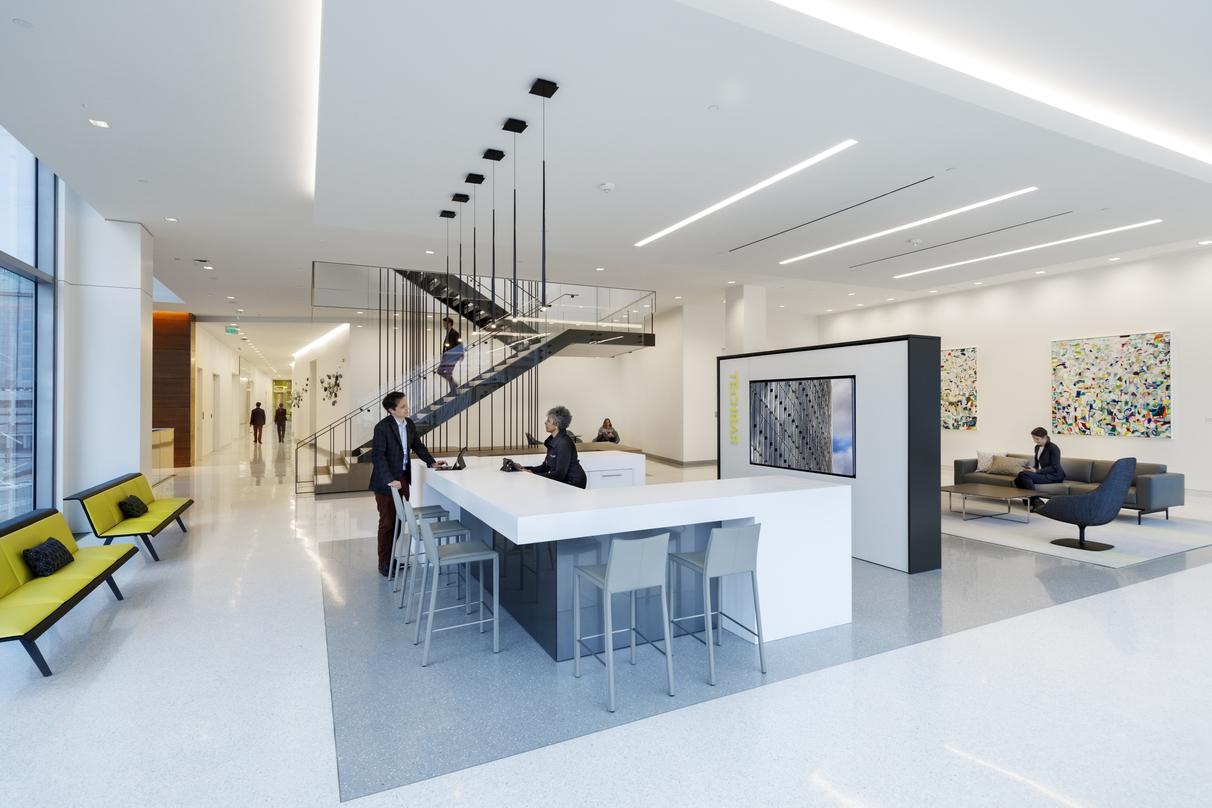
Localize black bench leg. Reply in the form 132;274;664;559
176;516;187;533
1166;508;1170;520
141;534;161;562
1138;512;1142;525
21;639;52;677
103;537;113;545
106;576;124;601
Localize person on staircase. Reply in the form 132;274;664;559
436;316;464;394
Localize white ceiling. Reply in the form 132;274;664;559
2;0;1210;321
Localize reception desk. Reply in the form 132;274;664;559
420;452;851;660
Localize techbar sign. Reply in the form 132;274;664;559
728;371;739;445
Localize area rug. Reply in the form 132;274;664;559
940;497;1212;568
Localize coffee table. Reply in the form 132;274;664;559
940;483;1041;524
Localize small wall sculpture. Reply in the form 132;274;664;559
1051;331;1171;438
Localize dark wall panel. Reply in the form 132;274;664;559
152;312;194;467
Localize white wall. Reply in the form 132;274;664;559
195;326;272;457
56;185;153;526
291;324;351;440
819;251;1212;490
617;308;685;460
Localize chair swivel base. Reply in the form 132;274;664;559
1051;537;1114;552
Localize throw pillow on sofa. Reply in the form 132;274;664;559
988;455;1030;476
975;451;997;472
118;495;149;518
22;537;75;577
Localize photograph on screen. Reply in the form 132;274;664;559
749;376;856;477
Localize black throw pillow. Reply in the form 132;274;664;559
22;538;74;577
118;495;149;518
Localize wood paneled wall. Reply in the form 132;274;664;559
152;312;195;467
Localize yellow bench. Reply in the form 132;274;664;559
1;509;137;676
65;473;194;562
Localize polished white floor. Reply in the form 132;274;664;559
2;440;1209;806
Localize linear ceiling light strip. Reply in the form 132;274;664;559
779;186;1038;265
729;175;933;253
892;218;1163;279
847;210;1073;269
769;0;1212;167
634;138;858;247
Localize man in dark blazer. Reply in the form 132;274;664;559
369;391;446;576
1015;426;1065;510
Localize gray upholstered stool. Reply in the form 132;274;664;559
412;519;500;666
389;493;448;589
573;532;674;713
669;523;766;685
392;490;471;616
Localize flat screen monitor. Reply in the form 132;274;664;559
749;376;856;477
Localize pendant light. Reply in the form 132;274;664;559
529;79;558;307
483;148;505;322
502;117;527;314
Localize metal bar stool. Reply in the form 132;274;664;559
669;523;766;685
389;494;448;590
573;532;674;713
412;519;500;666
392;490;470;618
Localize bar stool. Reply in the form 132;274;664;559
392;489;470;618
669;523;766;685
412;520;500;666
573;533;674;713
388;492;448;590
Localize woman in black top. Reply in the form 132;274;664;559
436;316;463;393
526;405;588;489
1015;426;1065;509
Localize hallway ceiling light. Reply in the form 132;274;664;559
236;308;244;313
634;139;858;247
88;119;110;128
929;290;938;294
1199;240;1212;246
202;265;213;270
595;267;605;272
226;296;236;300
164;217;178;223
974;281;984;285
770;1;1212;167
894;219;1163;278
425;250;435;254
674;295;682;300
356;311;363;314
1035;270;1047;274
856;303;864;307
727;280;736;284
847;291;855;296
826;308;833;312
292;323;349;359
779;187;1038;265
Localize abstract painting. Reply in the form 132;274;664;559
1051;331;1171;438
940;347;978;430
749;377;855;477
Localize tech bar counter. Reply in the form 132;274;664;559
415;451;851;660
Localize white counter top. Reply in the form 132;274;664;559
423;452;845;545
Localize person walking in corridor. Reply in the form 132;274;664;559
274;403;288;442
250;402;266;444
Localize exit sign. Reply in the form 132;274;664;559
225;326;239;334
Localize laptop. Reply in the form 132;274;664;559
434;447;467;471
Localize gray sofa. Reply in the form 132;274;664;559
953;453;1185;523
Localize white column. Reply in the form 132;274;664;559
724;284;767;354
56;186;153;525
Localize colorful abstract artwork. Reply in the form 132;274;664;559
1051;331;1171;438
940;347;978;430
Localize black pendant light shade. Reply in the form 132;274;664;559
452;192;470;203
529;78;559;98
465;173;485;184
483;148;505;161
439;210;456;219
502;118;528;133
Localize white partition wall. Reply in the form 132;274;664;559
718;335;940;573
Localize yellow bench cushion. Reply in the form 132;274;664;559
0;597;61;637
0;511;80;595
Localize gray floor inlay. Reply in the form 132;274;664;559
320;532;1212;801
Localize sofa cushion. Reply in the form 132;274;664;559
21;538;74;578
0;512;80;590
1090;460;1114;483
1066;482;1100;496
1060;458;1093;483
976;451;996;472
1135;462;1167;477
988;456;1030;475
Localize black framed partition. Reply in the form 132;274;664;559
717;334;941;573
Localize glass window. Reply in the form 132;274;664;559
0;125;36;265
0;266;36;519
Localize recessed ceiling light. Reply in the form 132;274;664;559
893;219;1163;279
1199;240;1212;246
356;311;363;315
847;292;855;296
727;280;736;285
974;281;984;285
356;324;363;328
779;187;1038;265
595;267;605;272
1035;270;1047;274
856;303;865;307
236;308;244;313
164;217;178;223
634;139;857;246
202;265;213;270
674;295;682;300
769;1;1212;166
825;308;833;312
226;296;236;300
88;119;110;129
778;304;785;308
425;250;435;254
642;304;650;307
1108;257;1120;262
928;290;938;294
886;298;895;301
